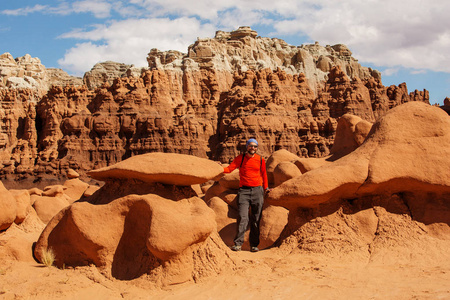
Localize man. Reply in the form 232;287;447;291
222;138;270;252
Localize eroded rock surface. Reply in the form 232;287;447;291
267;102;450;208
0;27;430;185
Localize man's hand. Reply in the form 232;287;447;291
265;188;271;195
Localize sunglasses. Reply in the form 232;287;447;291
248;145;258;148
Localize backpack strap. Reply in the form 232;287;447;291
239;154;245;169
239;154;263;170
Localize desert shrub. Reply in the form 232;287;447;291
41;248;55;267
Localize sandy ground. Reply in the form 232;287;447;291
1;246;449;300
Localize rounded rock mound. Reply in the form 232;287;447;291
268;102;450;208
87;152;224;186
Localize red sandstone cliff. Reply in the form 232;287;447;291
0;27;430;185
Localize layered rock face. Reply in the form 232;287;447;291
0;52;82;91
0;27;430;184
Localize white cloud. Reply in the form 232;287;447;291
8;0;450;75
1;4;48;16
57;17;216;75
72;1;112;18
57;42;109;75
410;69;427;75
382;68;399;77
2;1;112;18
270;0;450;72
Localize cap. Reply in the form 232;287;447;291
246;138;258;147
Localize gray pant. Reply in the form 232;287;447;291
234;186;264;247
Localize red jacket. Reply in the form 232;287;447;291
223;154;268;189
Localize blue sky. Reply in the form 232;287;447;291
1;0;449;105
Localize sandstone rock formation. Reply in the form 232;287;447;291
83;61;138;90
9;189;32;224
34;153;233;284
0;52;82;91
0;181;16;230
0;27;430;186
88;152;224;185
294;113;373;173
267;102;450;209
441;97;450;115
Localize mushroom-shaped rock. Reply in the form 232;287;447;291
88;152;224;186
359;102;450;194
268;102;450;209
0;182;16;231
268;155;369;208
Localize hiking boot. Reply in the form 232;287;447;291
250;247;259;252
231;245;242;251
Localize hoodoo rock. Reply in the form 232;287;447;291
0;27;430;185
34;153;232;283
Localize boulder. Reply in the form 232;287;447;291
294;157;330;173
207;196;238;247
28;187;43;196
83;185;101;197
0;181;16;231
88;152;224;186
67;168;80;179
34;194;217;280
146;196;216;260
63;178;89;203
9;189;31;224
0;225;41;261
33;195;70;223
329;114;373;159
266;149;301;184
218;169;240;190
42;185;66;197
273;161;302;187
204;181;227;202
259;205;289;249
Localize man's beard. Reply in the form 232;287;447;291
247;149;256;155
